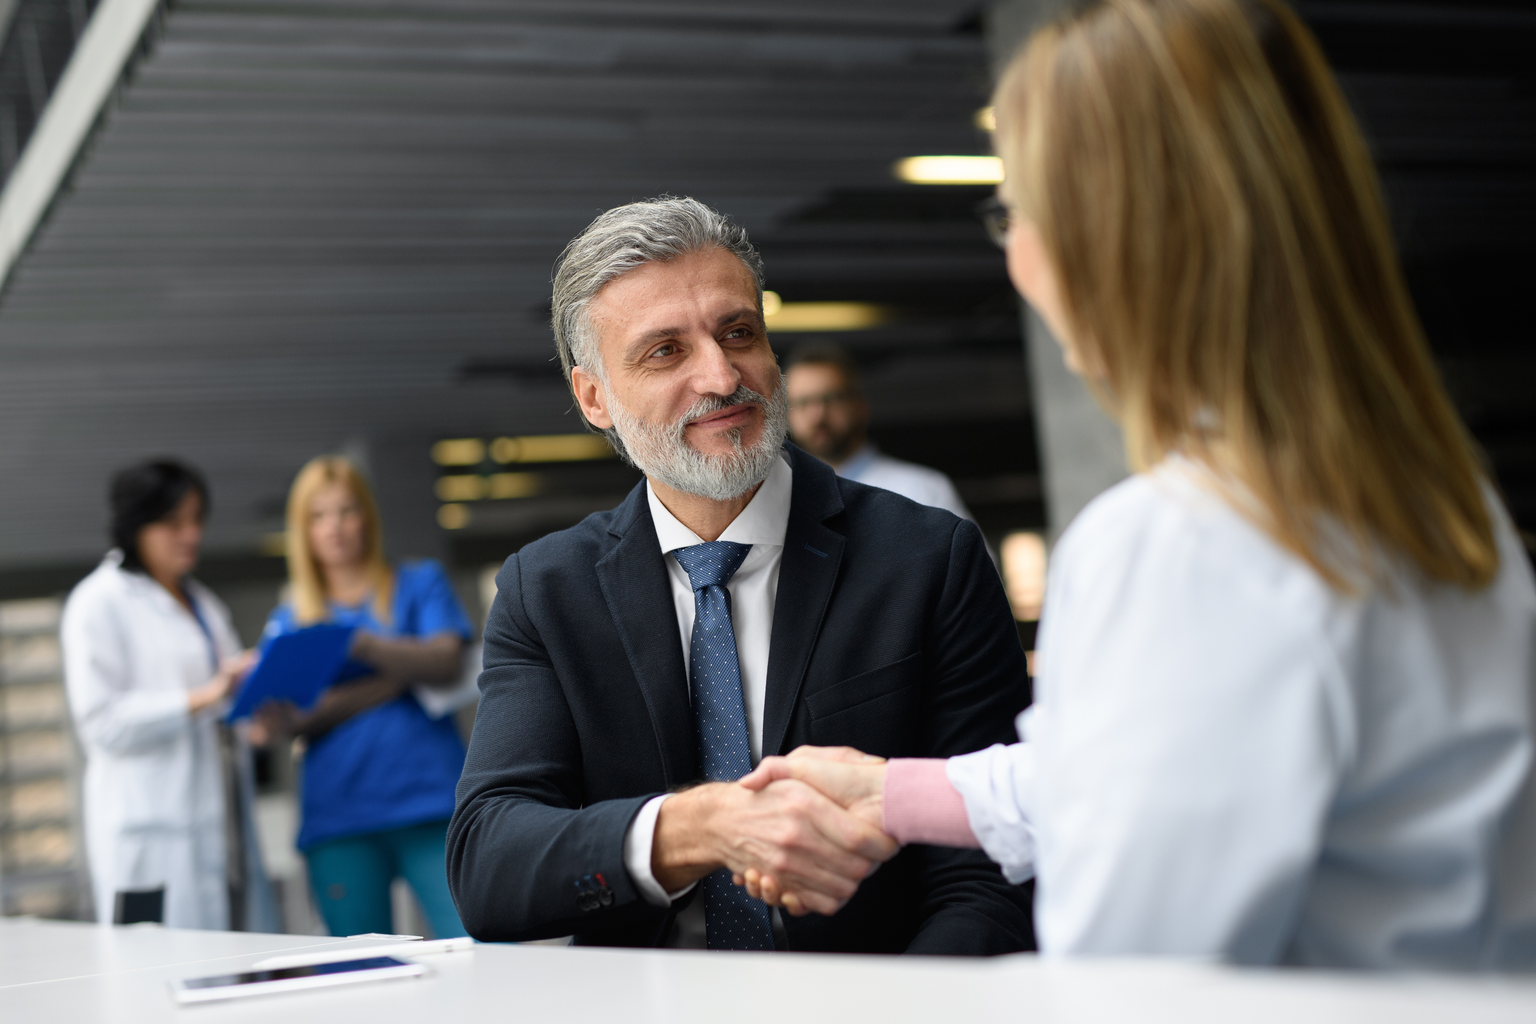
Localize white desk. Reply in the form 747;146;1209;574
2;918;1534;1023
0;917;373;989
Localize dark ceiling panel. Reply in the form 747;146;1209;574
0;0;1015;566
4;0;1522;568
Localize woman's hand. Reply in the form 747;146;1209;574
248;699;303;746
735;746;891;913
187;650;256;715
247;674;406;745
740;746;888;817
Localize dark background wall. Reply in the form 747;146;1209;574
990;0;1536;542
0;0;1524;598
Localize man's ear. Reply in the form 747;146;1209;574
570;365;614;430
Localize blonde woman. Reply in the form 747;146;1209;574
257;456;473;937
742;0;1536;969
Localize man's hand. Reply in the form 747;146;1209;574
652;777;898;917
735;746;892;912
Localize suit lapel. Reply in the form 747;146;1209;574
595;484;696;788
762;445;845;759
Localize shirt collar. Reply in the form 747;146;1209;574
646;453;792;555
835;442;878;480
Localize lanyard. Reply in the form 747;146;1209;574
184;587;221;675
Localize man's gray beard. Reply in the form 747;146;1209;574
607;376;788;502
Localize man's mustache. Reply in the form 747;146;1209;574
675;386;769;431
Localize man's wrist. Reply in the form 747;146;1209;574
624;795;692;906
651;782;729;892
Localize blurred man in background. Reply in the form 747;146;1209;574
785;344;974;521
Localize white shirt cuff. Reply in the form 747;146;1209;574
945;741;1038;885
623;794;698;907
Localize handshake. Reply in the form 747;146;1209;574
650;746;893;917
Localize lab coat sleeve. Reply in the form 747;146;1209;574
62;583;191;756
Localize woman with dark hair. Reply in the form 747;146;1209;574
61;459;263;930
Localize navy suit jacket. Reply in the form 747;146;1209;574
447;444;1034;953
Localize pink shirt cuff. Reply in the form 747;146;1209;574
882;758;979;848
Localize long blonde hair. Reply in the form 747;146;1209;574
996;0;1496;590
285;456;394;625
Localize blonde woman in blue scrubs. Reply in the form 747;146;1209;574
256;456;472;938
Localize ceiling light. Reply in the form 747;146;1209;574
435;474;486;502
431;438;486;467
437;504;470;530
486;472;540;500
762;290;783;316
764;301;890;333
974;106;997;132
491;433;613;464
893;155;1003;185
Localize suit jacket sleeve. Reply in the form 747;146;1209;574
446;553;668;942
905;517;1036;955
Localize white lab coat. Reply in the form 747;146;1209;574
946;460;1536;969
61;551;238;930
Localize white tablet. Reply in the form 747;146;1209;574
168;955;428;1005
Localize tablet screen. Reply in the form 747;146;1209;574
181;955;408;989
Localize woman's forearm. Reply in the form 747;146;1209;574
298;676;406;738
350;631;463;684
882;758;981;848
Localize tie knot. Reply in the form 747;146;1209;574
672;541;752;591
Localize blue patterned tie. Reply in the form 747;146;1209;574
671;540;774;951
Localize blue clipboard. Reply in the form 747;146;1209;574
227;624;356;721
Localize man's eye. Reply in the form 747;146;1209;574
649;343;678;359
723;327;752;341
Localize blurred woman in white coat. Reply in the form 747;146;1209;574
61;460;264;930
742;0;1536;970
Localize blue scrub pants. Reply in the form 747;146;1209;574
305;819;466;938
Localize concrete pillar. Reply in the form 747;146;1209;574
347;434;446;564
986;1;1127;539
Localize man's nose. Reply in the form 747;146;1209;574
691;339;741;396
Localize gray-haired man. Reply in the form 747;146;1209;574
447;197;1033;953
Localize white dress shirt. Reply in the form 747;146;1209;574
837;443;973;522
622;455;793;945
944;459;1536;968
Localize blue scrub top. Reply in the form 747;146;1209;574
262;560;474;851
